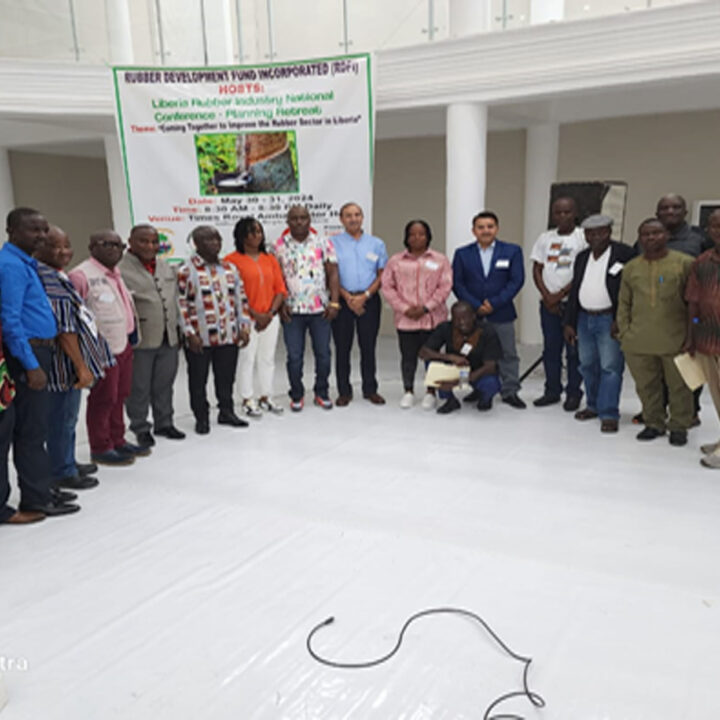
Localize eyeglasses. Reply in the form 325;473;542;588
96;241;126;249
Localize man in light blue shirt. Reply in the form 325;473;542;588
332;202;388;405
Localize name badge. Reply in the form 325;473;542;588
460;343;473;356
425;260;439;271
495;259;510;269
609;262;624;276
99;292;115;303
366;252;379;263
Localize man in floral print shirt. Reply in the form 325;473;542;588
272;205;340;412
177;225;250;434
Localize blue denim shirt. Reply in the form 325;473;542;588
0;243;57;370
332;231;388;292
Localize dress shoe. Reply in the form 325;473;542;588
437;396;461;414
77;462;98;476
533;394;560;407
669;430;688;446
563;395;582;412
55;474;99;490
136;431;155;448
636;426;665;441
195;419;210;434
20;500;80;517
217;411;249;427
336;395;352;407
51;487;78;503
4;510;45;525
575;408;598;421
155;425;187;439
502;394;527;409
363;393;386;405
476;396;493;411
91;449;135;466
463;389;481;403
631;412;644;425
115;442;152;457
601;419;619;433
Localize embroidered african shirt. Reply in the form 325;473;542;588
685;249;720;356
0;326;15;411
37;262;115;392
176;254;250;347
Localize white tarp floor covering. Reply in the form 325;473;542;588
2;339;720;719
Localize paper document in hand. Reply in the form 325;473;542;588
424;361;461;388
674;352;706;390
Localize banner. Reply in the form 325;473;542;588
112;55;374;260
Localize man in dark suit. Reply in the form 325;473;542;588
452;211;526;408
564;214;636;433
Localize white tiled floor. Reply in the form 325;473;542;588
2;338;720;719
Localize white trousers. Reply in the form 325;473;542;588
238;315;280;400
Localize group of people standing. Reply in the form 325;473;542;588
2;192;720;525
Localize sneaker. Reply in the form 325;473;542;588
258;398;284;415
290;398;304;412
701;439;720;454
399;392;414;409
700;450;720;469
437;396;461;414
242;400;262;418
421;393;437;411
314;396;333;410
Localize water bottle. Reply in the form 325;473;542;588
458;367;469;391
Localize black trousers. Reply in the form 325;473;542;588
185;344;238;421
332;294;381;397
397;330;431;392
4;346;53;512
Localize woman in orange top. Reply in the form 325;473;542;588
225;217;287;416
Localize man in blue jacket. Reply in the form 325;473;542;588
452;211;526;408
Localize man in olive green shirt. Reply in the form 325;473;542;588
618;218;693;445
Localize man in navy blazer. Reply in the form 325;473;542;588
452;211;526;408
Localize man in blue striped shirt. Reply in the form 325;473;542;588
0;208;80;521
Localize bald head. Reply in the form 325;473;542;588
656;194;687;231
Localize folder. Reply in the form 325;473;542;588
674;352;706;391
424;361;461;388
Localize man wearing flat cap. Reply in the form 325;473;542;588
564;215;636;432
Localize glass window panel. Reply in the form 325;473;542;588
154;0;206;66
347;0;430;53
491;0;531;30
272;0;344;61
564;0;647;21
73;0;110;64
0;0;76;61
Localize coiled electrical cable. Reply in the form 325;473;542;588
306;606;546;720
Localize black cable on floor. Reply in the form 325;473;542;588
306;607;546;720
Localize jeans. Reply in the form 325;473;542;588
438;374;501;401
47;388;81;480
282;313;332;401
540;302;582;398
577;311;624;420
